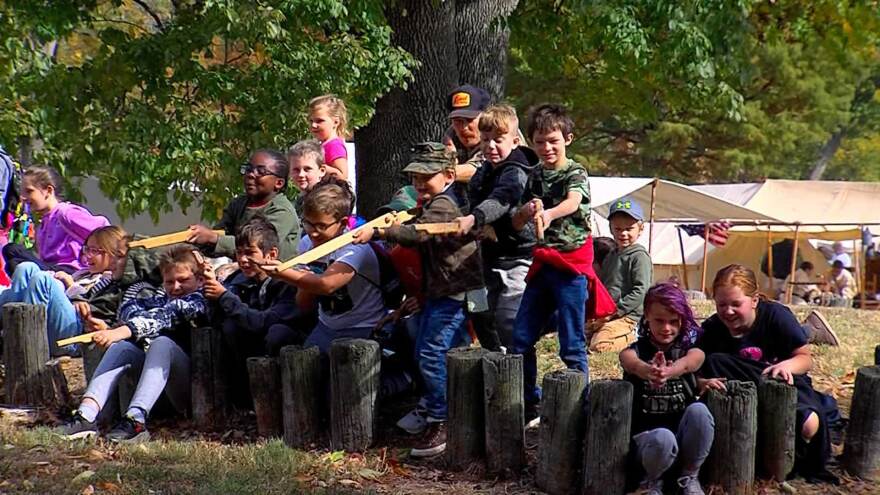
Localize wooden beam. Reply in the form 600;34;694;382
785;225;801;304
56;333;95;347
766;230;774;293
700;224;710;295
128;229;224;249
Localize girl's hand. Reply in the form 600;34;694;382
697;377;727;395
352;227;374;244
91;326;131;348
73;301;92;320
53;271;75;289
762;362;794;385
187;225;220;245
456;215;476;235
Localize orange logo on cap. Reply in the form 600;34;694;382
451;92;471;108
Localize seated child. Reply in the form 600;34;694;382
60;245;209;443
188;149;300;260
3;166;109;275
620;283;713;495
287;139;327;217
591;197;653;352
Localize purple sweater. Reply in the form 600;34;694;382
37;202;110;270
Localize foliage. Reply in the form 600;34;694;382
0;0;414;220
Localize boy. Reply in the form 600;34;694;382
287;140;327;217
510;103;594;425
592;197;653;353
455;104;538;347
355;142;497;457
61;245;209;442
188;149;300;259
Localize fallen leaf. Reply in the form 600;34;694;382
32;461;50;466
81;485;95;495
358;468;382;480
72;470;95;484
86;449;107;462
338;479;360;487
97;481;121;493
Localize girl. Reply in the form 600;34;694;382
620;283;713;495
308;95;350;180
698;264;840;484
2;166;109;275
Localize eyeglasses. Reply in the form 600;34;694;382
240;163;282;178
302;219;343;232
81;246;110;258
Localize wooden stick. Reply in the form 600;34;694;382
534;201;545;242
128;229;224;249
766;230;774;293
700;224;710;295
56;333;95;347
413;222;460;235
785;226;800;304
855;230;865;309
677;227;690;290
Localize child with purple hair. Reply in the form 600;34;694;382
619;283;714;495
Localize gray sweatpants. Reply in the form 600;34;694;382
486;258;531;348
83;337;191;420
632;402;715;481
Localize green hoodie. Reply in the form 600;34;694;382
213;194;300;260
599;243;653;320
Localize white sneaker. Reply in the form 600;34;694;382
396;406;428;435
638;478;663;495
678;475;705;495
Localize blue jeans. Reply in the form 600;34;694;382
0;262;82;356
512;265;588;404
304;321;373;355
416;297;469;420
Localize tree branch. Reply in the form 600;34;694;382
132;0;165;32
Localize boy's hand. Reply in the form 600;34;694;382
187;224;220;245
352;227;375;244
73;301;92;320
53;271;75;289
456;215;476;235
84;315;109;333
203;278;226;300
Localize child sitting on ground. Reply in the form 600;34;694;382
620;283;713;495
188;149;300;260
60;245;209;443
287;139;327;218
591;197;653;352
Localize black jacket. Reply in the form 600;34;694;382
215;270;304;333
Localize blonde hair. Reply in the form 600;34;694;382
24;166;63;197
712;264;760;298
86;226;128;257
158;244;200;276
308;94;350;139
287;139;325;167
478;104;518;135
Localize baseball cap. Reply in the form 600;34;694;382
402;142;456;175
608;196;645;222
447;84;491;119
378;185;418;214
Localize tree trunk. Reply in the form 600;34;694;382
757;379;797;481
2;303;52;405
843;366;880;480
536;369;588;495
808;130;843;180
191;326;229;429
482;351;524;476
581;379;633;495
246;356;283;438
329;339;380;452
280;345;325;449
453;0;519;99
446;347;488;469
704;380;758;495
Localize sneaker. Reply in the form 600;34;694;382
524;402;541;429
637;478;663;495
677;475;705;495
58;411;98;440
107;416;150;443
397;405;428;435
410;420;446;458
803;310;839;346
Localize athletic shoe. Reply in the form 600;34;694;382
107;416;150;443
637;478;663;495
410;420;446;458
396;405;428;435
58;411;98;440
524;402;541;429
803;310;839;346
678;475;705;495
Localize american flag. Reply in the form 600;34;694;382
678;222;732;248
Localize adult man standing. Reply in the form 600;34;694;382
443;84;492;183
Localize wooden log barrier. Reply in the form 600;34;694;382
280;345;324;449
482;351;524;476
757;379;797;481
875;344;880;366
704;380;758;495
446;347;488;469
191;326;229;429
536;369;588;495
581;379;633;495
329;339;380;452
2;303;52;405
247;356;283;437
843;366;880;480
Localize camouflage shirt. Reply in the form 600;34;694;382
526;159;591;252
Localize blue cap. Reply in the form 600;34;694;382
608;196;645;221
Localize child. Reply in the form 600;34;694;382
188;149;300;260
308;95;350;180
592;197;653;352
60;245;209;442
620;283;713;495
266;178;385;354
455;104;538;347
287;139;327;211
354;142;499;457
2;166;109;275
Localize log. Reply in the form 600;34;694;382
704;380;758;495
757;379;797;481
581;379;633;495
42;358;72;408
482;352;524;475
329;339;381;452
2;303;52;405
843;366;880;480
536;369;588;495
247;356;283;437
446;347;488;469
191;326;229;429
280;345;324;449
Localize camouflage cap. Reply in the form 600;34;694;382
402;142;456;175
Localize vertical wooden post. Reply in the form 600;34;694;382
2;303;52;405
757;379;797;481
536;369;588;495
247;356;283;437
705;381;758;495
766;229;774;293
855;232;865;308
700;224;710;295
843;366;880;480
329;339;380;452
582;380;633;495
446;347;488;470
648;178;658;255
483;352;524;476
678;227;690;290
280;345;324;449
191;326;228;429
785;226;801;304
874;344;880;366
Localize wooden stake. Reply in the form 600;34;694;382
757;379;797;481
191;326;229;430
446;347;488;470
330;339;380;452
537;370;588;495
3;304;52;406
483;352;525;476
705;381;758;495
581;380;633;495
128;229;223;249
843;366;880;480
786;226;801;305
247;357;283;437
280;345;325;449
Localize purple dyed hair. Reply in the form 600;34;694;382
638;282;702;348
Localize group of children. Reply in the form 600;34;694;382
0;89;843;491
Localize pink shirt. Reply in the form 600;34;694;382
322;137;348;164
37;202;110;270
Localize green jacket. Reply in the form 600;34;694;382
213;194;300;260
599;243;653;320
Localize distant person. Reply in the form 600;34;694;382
829;241;851;268
782;261;819;305
442;84;492;183
308;95;350;180
822;260;855;307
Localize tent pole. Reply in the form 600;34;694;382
678;228;690;290
786;225;800;304
648;178;658;255
856;227;865;309
700;223;710;295
766;229;774;294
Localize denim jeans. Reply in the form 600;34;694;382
512;265;589;404
0;262;82;356
415;297;469;420
632;402;715;480
304;321;373;355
